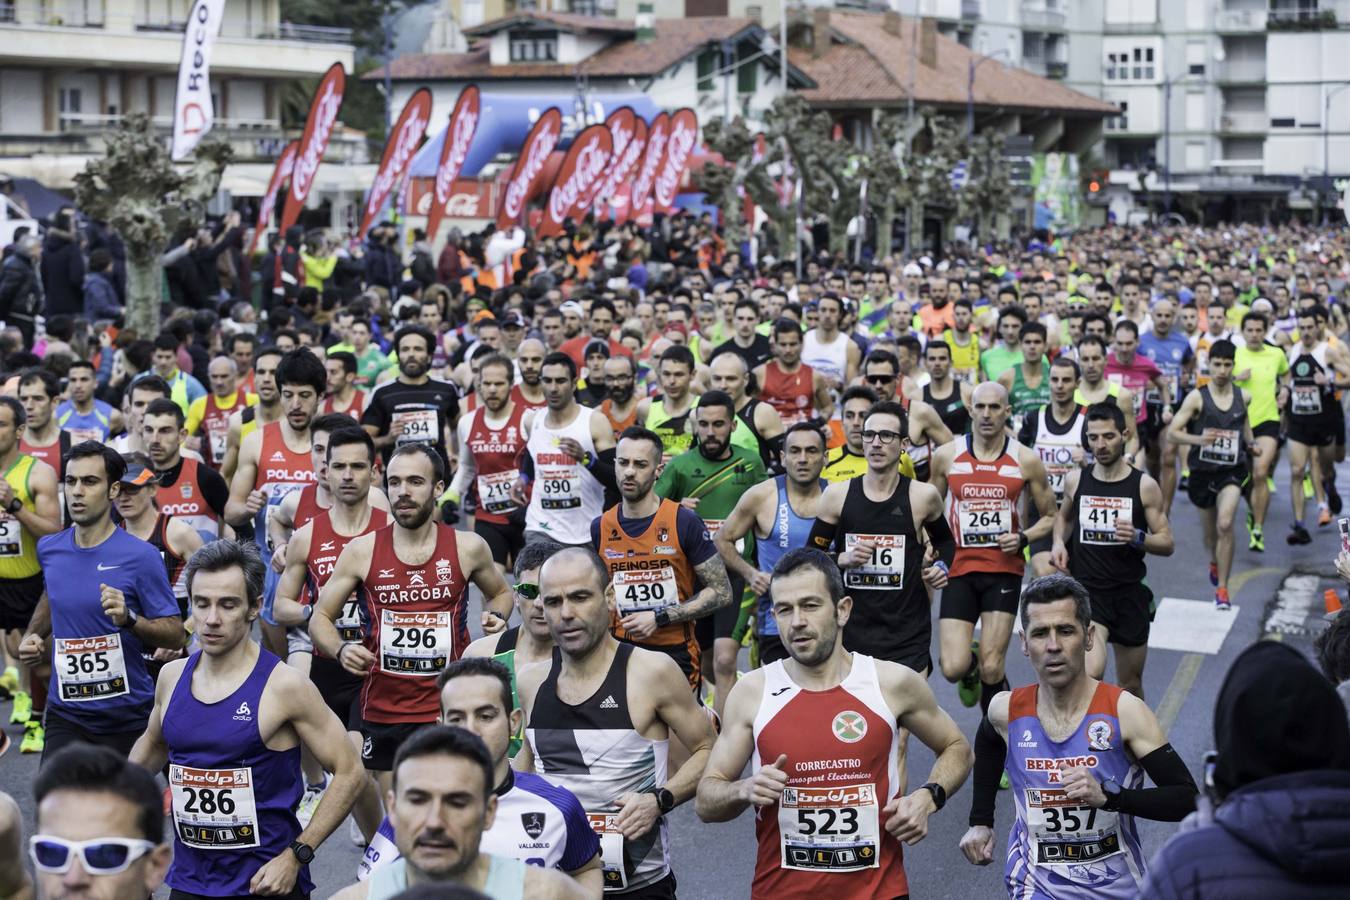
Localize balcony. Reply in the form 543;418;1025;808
57;112;282;133
1217;110;1267;132
1211;157;1264;175
1213;60;1267;84
133;17;352;43
1213;7;1267;33
0;2;103;26
1022;3;1067;31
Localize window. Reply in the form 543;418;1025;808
509;30;557;62
570;0;597;15
736;42;756;95
1106;100;1129;131
1104;41;1159;82
59;88;82;114
1186;40;1205;77
697;48;718;92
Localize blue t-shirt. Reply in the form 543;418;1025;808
39;526;180;733
55;399;115;443
1138;329;1194;404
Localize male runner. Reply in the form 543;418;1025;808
311;445;513;791
1106;321;1170;471
111;375;172;457
18;443;183;758
357;658;603;888
924;340;973;438
997;322;1051;434
810;401;955;675
1074;336;1138;460
324;351;367;420
709;352;785;472
1282;306;1350;541
980;306;1026;382
0;396;62;754
1018;358;1090;577
1233;312;1289;552
802;293;861;392
712;422;827;665
17;369;71;510
230;333;258;393
1167;339;1256;608
144;398;229;541
639;346;698;465
1137;298;1194;514
756;318;832;427
598;355;642;440
114;452;203;613
221;347;284;483
824;386;917;482
958;574;1198;898
862;350;954;482
335;726;587;899
711;297;773;370
185;356;254;470
931;382;1057;713
516;546;718;896
697;547;972;900
604;422;737;706
362;325;461;476
1051;403;1174;699
446;353;529;569
514;352;615;547
513;338;548;409
131;540;364;899
942;298;982;385
56;360;123;443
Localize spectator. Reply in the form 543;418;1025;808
437;230;465;284
1138;641;1350;898
409;227;436;288
82;248;122;322
363;222;400;292
300;231;338;291
1315;600;1350;716
0;233;42;346
40;206;85;317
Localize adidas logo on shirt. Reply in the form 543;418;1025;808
270;451;286;461
599;695;619;709
233;701;252;721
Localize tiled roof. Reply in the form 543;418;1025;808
462;11;636;37
794;10;1117;115
369;16;761;81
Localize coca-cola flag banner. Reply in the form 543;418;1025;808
359;87;433;237
539;123;613;237
426;85;481;243
655;108;698;211
170;0;226;161
591;107;647;212
248;139;298;255
280;62;346;236
628;111;670;217
497;107;562;229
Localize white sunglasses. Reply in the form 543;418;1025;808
29;835;157;875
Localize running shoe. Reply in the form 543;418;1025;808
1246;510;1255;536
1209;562;1219;587
1320;506;1333;527
9;690;30;725
1288;524;1312;546
1268;476;1277;495
296;775;329;827
1249;526;1264;552
20;720;43;754
1179;471;1190;491
1303;475;1314;499
957;641;981;708
0;666;18;698
1215;587;1232;610
1330;481;1343;515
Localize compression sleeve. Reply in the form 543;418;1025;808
922;511;957;568
1114;743;1198;822
969;716;1006;827
589;447;618;492
518;447;534;483
807;516;839;552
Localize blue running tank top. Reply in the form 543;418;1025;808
162;649;311;897
1004;681;1146;899
754;476;824;637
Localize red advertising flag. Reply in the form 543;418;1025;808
655;107;698;211
248;139;298;255
629;111;669;214
592;108;647;214
426;84;481;243
538;123;613;237
497;107;563;230
280;62;346;237
359;87;432;236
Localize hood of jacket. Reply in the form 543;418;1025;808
1217;769;1350;879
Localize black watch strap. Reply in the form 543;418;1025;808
922;782;946;811
648;787;675;814
653;608;671;629
289;840;315;864
6;496;21;514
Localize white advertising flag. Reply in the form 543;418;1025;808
171;0;227;161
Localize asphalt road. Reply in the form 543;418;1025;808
1;452;1342;899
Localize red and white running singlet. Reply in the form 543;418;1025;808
750;654;906;900
759;361;816;427
945;435;1026;578
465;404;527;526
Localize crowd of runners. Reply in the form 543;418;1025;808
2;218;1349;898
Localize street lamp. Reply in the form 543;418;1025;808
1323;82;1350;225
968;49;1012;139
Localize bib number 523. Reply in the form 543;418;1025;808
796;808;859;836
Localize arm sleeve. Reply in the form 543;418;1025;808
1017;411;1036;447
198;465;231;518
807;516;839;553
1114;743;1198;822
968;716;1007;827
446;420;476;499
922;511;957;568
589;446;618;493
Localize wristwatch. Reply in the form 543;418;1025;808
920;782;947;811
647;787;676;814
5;496;21;514
122;607;139;629
1100;777;1123;811
289;841;315;864
653;608;672;629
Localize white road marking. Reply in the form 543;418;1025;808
1148;597;1240;655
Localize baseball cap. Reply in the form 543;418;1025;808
120;462;160;488
472;310;496;325
500;310;526;329
560;301;585;317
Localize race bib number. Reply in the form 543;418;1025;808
54;634;128;702
476;470;519;516
778;783;881;872
336;597;364;643
1079;496;1132;545
1292;385;1323;415
209;429;228;464
379;609;451;676
66;427;102;444
614;566;679;615
392;409;438;445
170;766;260;850
1037;444;1080;500
958;498;1012;547
587;812;628;891
843;534;905;590
906;442;931;466
538;466;581;510
0;515;21;557
1198;428;1239;466
1026;787;1123;866
703;518;745;555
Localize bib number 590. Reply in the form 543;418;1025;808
796;808;859;836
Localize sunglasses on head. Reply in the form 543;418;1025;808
514;582;540;600
29;836;157;875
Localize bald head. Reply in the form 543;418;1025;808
539;546;610;598
518;337;546;357
971;381;1008;406
969;380;1011;435
709;351;750;399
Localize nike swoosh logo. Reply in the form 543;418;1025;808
1000;588;1015;594
97;563;120;571
770;687;791;696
